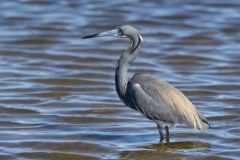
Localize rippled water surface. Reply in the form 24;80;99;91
0;0;240;159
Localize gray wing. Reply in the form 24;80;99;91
130;73;210;130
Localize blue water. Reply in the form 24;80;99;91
0;0;239;159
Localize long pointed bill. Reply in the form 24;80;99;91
82;29;121;39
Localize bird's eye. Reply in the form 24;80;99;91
118;28;123;35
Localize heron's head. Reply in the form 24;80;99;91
82;25;140;39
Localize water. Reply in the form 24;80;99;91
0;0;239;159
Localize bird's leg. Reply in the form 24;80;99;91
157;125;164;142
165;126;170;142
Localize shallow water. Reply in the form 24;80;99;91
0;0;239;159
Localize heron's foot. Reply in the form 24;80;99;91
159;136;170;143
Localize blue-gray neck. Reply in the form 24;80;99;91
115;34;143;103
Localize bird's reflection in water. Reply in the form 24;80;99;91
120;141;211;160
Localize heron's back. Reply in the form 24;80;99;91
130;73;210;130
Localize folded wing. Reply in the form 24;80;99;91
130;73;210;130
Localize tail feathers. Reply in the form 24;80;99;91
199;120;211;130
196;111;211;130
201;117;211;128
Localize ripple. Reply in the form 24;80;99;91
0;106;39;114
0;0;239;160
18;151;98;160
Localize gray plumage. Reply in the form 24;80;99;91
82;25;210;142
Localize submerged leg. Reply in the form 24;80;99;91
165;126;170;142
157;125;164;142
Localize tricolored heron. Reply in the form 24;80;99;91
82;25;210;142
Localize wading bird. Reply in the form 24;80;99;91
82;25;210;142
